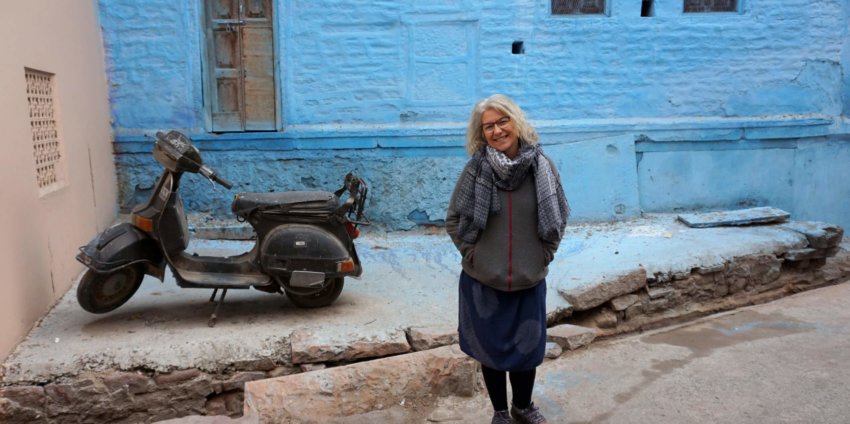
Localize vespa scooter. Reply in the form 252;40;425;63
76;130;368;326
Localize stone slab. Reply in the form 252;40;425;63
559;268;647;311
547;324;598;351
677;207;790;228
647;286;674;300
243;344;477;423
544;342;563;359
610;294;640;311
406;326;458;351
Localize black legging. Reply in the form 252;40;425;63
481;364;537;411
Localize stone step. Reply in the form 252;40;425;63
242;344;477;423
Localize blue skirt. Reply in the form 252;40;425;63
457;271;547;372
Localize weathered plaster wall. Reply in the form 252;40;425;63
99;0;850;230
98;1;206;135
0;3;117;362
637;136;850;225
842;0;850;117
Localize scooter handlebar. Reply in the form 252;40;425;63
211;173;234;190
199;165;234;189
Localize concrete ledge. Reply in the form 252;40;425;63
2;216;848;423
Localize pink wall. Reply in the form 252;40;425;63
0;1;117;362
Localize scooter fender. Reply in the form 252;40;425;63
76;223;164;278
260;224;359;277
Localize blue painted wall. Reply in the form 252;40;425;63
98;0;850;230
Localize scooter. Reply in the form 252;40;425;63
76;130;368;326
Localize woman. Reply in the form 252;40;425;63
446;94;569;424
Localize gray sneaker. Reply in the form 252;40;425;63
510;402;548;424
491;409;512;424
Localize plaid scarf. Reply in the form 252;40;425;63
455;143;570;243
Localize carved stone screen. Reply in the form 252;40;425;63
25;68;65;194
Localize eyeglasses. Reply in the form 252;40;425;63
482;116;511;134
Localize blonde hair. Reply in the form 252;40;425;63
465;94;538;155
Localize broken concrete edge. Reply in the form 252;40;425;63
559;221;845;315
558;267;648;311
564;247;850;341
779;221;845;249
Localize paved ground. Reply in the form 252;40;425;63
0;214;832;384
417;280;850;423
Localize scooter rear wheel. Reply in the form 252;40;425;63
77;265;144;314
284;277;344;308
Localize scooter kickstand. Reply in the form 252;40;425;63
208;288;228;327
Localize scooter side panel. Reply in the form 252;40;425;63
77;223;163;273
259;224;352;276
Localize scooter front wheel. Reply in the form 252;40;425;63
284;277;344;308
77;265;144;314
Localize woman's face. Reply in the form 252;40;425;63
481;108;520;159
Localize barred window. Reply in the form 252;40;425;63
683;0;737;13
25;68;66;195
552;0;606;15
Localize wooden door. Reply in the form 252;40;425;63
205;0;276;132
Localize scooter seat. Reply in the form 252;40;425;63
232;191;338;218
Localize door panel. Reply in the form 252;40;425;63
204;0;276;132
243;26;275;130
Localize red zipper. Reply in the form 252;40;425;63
507;191;513;291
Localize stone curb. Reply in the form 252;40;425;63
242;344;478;423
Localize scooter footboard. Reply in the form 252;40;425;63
77;223;163;273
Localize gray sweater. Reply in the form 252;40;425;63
445;165;562;292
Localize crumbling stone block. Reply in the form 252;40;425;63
695;263;725;275
593;308;619;329
154;369;202;386
781;221;844;249
222;371;267;392
726;254;782;292
610;294;640;311
206;391;244;417
0;386;45;423
544;342;563;359
234;358;277;372
103;371;156;395
647;286;673;300
406;326;459;351
560;267;647;311
624;303;645;320
645;297;670;314
547;324;598;350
